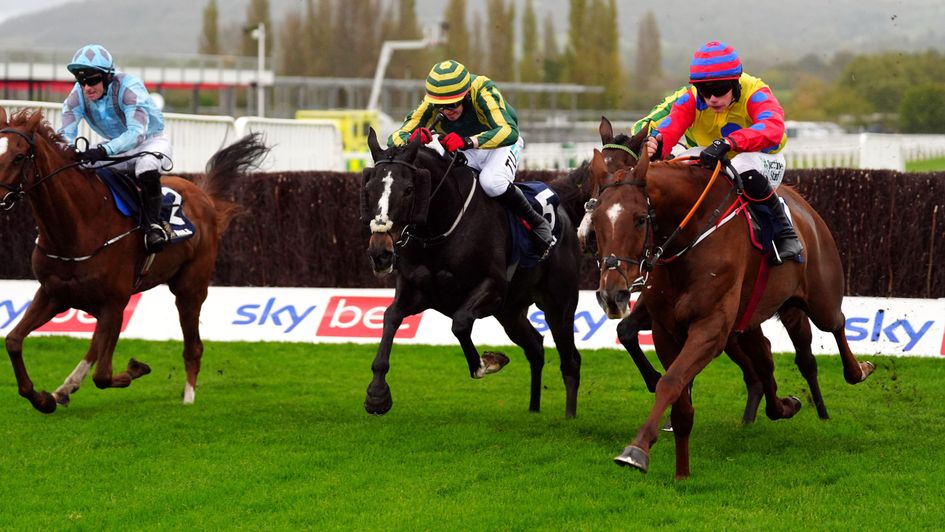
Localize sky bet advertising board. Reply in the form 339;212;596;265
1;280;943;357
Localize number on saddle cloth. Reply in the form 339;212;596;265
96;167;197;244
506;182;561;268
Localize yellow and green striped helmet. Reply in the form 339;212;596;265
424;60;471;105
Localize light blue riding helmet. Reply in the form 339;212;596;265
67;44;115;75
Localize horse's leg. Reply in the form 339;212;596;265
451;282;506;379
616;302;662;393
735;328;802;421
170;281;208;405
669;380;696;480
90;301;150;390
543;301;582;419
722;338;763;424
807;307;875;384
4;288;65;413
52;350;97;406
615;314;723;478
365;288;427;415
780;307;829;419
496;309;545;413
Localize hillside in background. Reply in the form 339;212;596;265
1;0;943;72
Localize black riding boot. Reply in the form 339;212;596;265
139;170;170;253
743;170;803;265
495;183;557;258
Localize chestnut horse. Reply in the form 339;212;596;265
586;146;874;478
0;108;268;413
584;117;833;425
361;129;586;417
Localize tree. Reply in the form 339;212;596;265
634;10;661;92
241;0;273;58
304;0;335;77
441;0;470;65
563;0;589;85
386;0;426;79
518;0;541;83
541;13;562;84
900;84;945;133
198;0;220;55
277;7;306;75
486;0;515;81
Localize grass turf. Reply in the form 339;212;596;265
1;337;943;529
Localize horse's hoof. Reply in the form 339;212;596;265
128;358;152;378
479;351;510;376
614;445;649;473
33;391;57;414
787;396;802;417
53;392;70;407
860;361;875;382
364;385;392;416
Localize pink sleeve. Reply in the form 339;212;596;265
653;90;697;159
727;87;785;153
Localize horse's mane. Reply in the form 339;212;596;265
5;109;74;165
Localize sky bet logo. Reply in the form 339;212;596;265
0;294;141;333
845;309;935;352
317;296;422;338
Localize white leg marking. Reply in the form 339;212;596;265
53;359;91;398
183;383;196;404
577;212;593;244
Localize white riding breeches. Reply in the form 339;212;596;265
681;146;786;186
91;135;173;177
462;137;525;197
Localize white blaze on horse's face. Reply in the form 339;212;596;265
369;169;395;233
0;137;8;157
606;202;623;232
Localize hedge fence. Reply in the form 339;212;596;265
1;168;942;298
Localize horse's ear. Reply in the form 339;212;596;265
629;124;649;159
359;167;376;224
599;116;614;144
367;128;385;162
590;149;606;192
633;139;651;182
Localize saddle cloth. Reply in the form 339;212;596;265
506;181;563;268
96;168;196;244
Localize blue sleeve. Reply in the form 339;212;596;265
102;78;152;155
58;87;84;144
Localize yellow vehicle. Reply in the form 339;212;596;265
295;109;379;171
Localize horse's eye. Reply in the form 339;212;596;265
403;185;414;196
635;214;647;228
13;153;26;164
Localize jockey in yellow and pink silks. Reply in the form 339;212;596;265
645;41;802;264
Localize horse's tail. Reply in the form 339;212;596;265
194;132;270;235
546;160;592;227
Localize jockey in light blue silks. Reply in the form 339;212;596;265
58;44;174;253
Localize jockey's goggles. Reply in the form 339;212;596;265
435;100;464;110
75;72;104;86
695;80;734;98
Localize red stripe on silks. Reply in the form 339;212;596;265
735;259;771;333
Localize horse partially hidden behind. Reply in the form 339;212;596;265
585;144;874;478
585;117;835;426
0;108;268;413
361;129;586;417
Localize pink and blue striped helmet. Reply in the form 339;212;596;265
689;41;742;82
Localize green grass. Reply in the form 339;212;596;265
906;156;945;172
1;337;944;530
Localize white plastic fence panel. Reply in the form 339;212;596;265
234;117;344;171
162;113;236;173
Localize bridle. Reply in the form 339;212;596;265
588;177;656;292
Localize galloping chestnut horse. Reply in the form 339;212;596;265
586;146;874;478
0;108;268;413
584;117;833;425
361;129;586;417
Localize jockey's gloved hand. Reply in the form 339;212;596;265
77;146;108;163
408;127;433;144
439;132;473;153
700;138;730;168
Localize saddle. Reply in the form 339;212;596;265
95;168;196;244
506;182;563;269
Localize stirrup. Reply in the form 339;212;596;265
145;223;170;252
